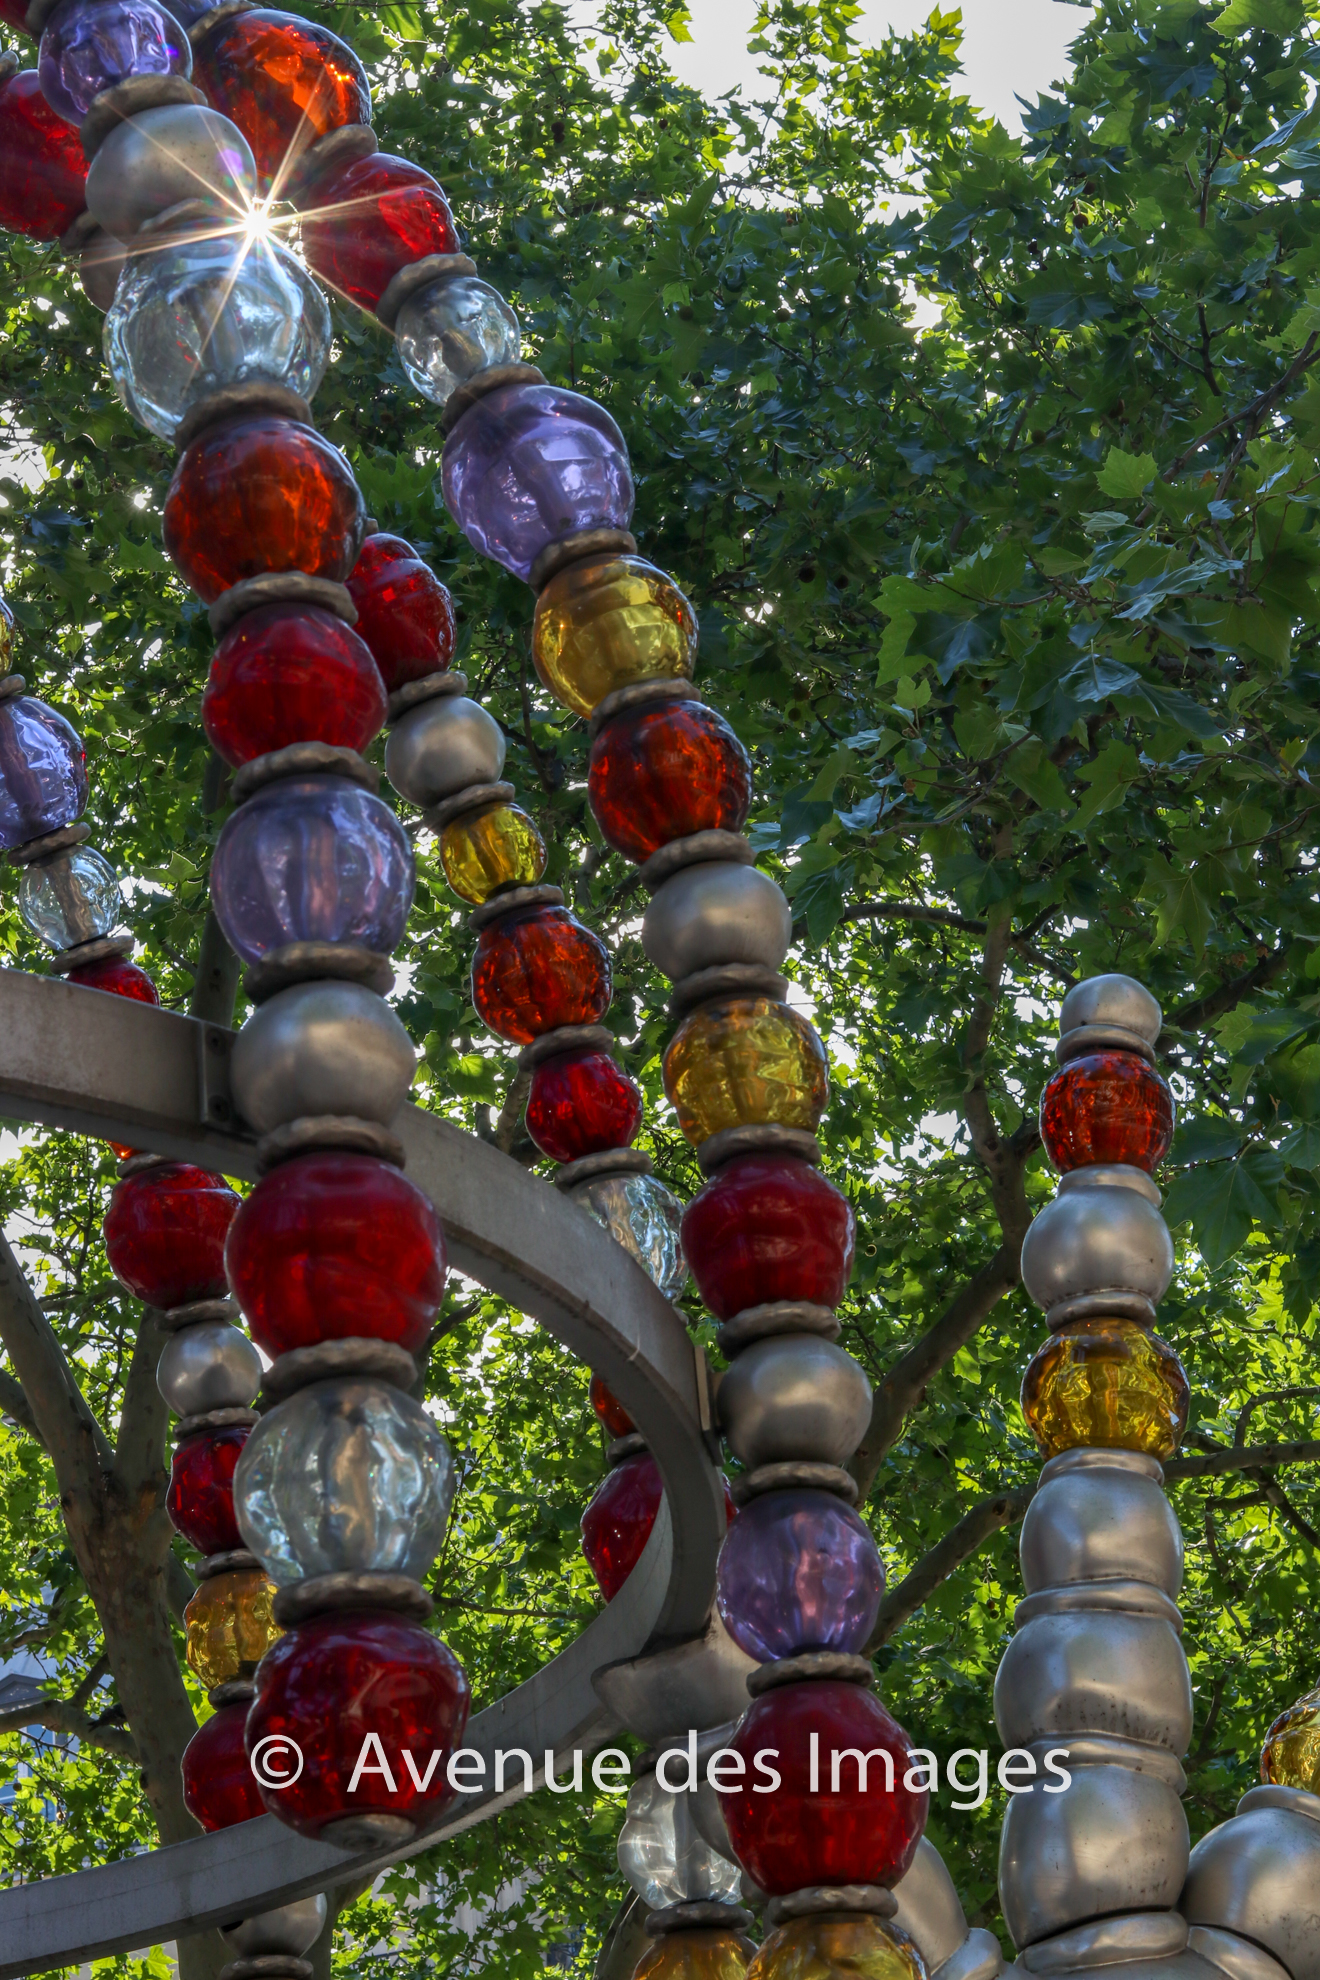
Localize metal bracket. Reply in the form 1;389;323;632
197;1021;248;1136
694;1338;722;1464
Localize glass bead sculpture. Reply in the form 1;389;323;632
663;997;829;1146
183;1700;266;1830
19;845;120;950
682;1154;855;1320
164;414;365;604
1040;1048;1176;1174
532;555;696;719
723;1681;927;1895
0;696;86;851
440;802;546;905
345;532;457;691
1261;1683;1320;1794
105;228;331;443
0;68;87;238
301;151;458;312
184;1567;281;1688
633;1932;756;1980
744;1916;928;1980
203;603;386;767
716;1488;884;1662
589;1372;635;1439
618;1767;745;1910
443;383;635;582
471;904;611;1045
581;1452;664;1600
209;776;414;964
396;274;521;407
39;0;190;124
526;1049;643;1165
234;1376;455;1585
68;955;159;1003
192;7;370;192
572;1171;687;1301
589;699;752;864
224;1151;446;1358
245;1610;470;1838
1021;1318;1190;1459
103;1162;238;1306
168;1424;250;1555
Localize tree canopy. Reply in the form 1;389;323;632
3;0;1320;1972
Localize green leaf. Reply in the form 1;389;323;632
1183;1146;1284;1267
1212;0;1304;34
1096;447;1158;499
1007;737;1074;813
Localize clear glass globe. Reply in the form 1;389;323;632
104;225;331;442
572;1171;687;1301
395;274;521;407
233;1376;455;1586
617;1767;744;1910
19;844;120;950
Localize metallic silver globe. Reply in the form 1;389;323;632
219;1893;327;1958
385;695;505;807
994;1609;1193;1754
1183;1789;1320;1980
717;1333;871;1470
156;1321;262;1418
1020;1174;1174;1323
642;860;792;983
85;105;258;243
230;977;417;1135
1021;1452;1183;1599
1058;971;1162;1056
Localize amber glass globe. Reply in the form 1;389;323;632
1021;1318;1189;1459
532;555;696;717
663;996;829;1145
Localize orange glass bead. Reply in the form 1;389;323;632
163;415;366;604
589;1371;635;1439
634;1930;757;1980
1021;1318;1189;1460
193;7;370;194
441;802;545;905
1261;1684;1320;1794
532;555;697;718
471;904;611;1045
589;697;752;863
1041;1049;1175;1174
663;996;829;1146
183;1567;281;1689
745;1917;927;1980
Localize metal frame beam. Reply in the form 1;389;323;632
0;969;725;1973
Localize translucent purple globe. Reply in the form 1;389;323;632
210;776;415;964
716;1487;884;1662
0;697;87;851
442;382;634;581
40;0;191;125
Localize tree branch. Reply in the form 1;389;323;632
0;1689;138;1760
1164;1439;1320;1479
868;1487;1033;1648
1166;945;1293;1032
0;1233;110;1499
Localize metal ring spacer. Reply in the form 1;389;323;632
386;670;467;725
243;942;394;1006
587;677;700;743
516;1022;615;1073
555;1147;651;1192
230;742;379;805
697;1124;822;1176
196;1550;263;1582
746;1650;874;1696
272;1571;433;1627
375;252;479;331
262;1337;418;1402
173;382;312;455
174;1408;259;1441
467;883;564;933
440;363;547;437
763;1887;896;1929
717;1301;841;1356
528;525;638;592
255;1116;406;1174
640;830;754;894
731;1461;858;1507
48;932;135;973
208;574;358;640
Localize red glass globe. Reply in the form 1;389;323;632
589;1372;635;1440
192;7;370;193
472;906;612;1046
588;700;752;864
582;1455;735;1599
0;0;31;29
345;534;456;691
67;956;159;1003
1040;1049;1175;1174
103;1163;239;1308
301;153;458;313
224;1151;445;1358
203;603;387;767
168;1426;249;1555
682;1155;856;1321
724;1681;927;1895
525;1049;642;1164
0;69;86;238
246;1610;470;1839
163;416;366;605
182;1701;265;1831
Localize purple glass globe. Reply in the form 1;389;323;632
441;382;634;581
210;776;415;964
716;1487;884;1663
0;697;87;851
40;0;191;125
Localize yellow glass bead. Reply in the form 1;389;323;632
663;995;829;1145
440;801;546;905
532;555;697;718
745;1915;928;1980
0;594;14;675
1021;1318;1189;1460
632;1929;757;1980
1261;1684;1320;1793
184;1568;281;1688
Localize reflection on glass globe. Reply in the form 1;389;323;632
19;844;120;950
572;1171;687;1300
395;274;521;407
233;1376;455;1585
105;227;331;442
39;0;190;124
618;1767;744;1911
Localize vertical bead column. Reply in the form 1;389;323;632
997;974;1196;1964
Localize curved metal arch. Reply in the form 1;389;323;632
0;969;727;1975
